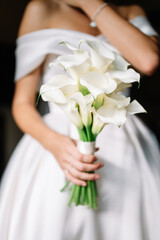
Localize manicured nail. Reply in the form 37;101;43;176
82;182;87;186
94;175;100;180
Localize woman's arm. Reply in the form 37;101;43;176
64;0;159;75
12;1;103;186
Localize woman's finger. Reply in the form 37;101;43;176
68;155;104;172
68;166;100;181
64;168;87;186
81;154;97;163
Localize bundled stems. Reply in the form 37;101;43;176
67;180;98;209
61;123;98;209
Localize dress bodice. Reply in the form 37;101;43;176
14;16;158;82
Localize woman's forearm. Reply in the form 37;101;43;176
12;102;57;151
80;0;159;75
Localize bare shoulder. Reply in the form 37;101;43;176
17;0;55;37
127;4;146;20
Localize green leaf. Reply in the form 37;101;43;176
36;93;41;106
57;41;67;46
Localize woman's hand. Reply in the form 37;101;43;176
50;132;104;186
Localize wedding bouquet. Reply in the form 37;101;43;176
40;39;146;209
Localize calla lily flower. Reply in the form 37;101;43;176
127;100;146;115
114;82;132;94
108;93;131;108
53;42;91;78
56;101;83;130
66;59;91;80
71;92;94;127
93;95;127;127
92;112;105;136
109;53;130;71
55;51;90;70
93;93;105;110
84;39;115;73
80;71;117;98
40;74;78;103
93;94;146;127
108;68;140;83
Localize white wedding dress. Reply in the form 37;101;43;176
0;16;160;240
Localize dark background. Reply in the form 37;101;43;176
0;0;160;178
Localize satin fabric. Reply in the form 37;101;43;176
0;16;160;240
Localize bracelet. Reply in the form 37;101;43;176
90;2;108;28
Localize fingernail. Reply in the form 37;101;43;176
82;182;87;186
94;175;100;180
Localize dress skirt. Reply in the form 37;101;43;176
0;108;160;240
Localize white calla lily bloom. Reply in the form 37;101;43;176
94;95;127;127
55;51;90;69
80;71;117;99
67;59;91;80
108;93;131;108
92;112;105;136
93;93;105;110
110;53;130;71
127;100;146;115
40;74;78;103
108;68;140;83
40;75;83;129
57;101;83;130
85;40;115;73
94;93;146;127
71;92;94;126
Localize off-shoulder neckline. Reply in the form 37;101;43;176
16;28;103;42
16;15;146;41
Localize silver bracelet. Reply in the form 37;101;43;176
90;2;108;28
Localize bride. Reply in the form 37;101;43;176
0;0;160;239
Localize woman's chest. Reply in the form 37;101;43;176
47;5;101;37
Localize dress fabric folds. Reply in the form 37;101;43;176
0;16;160;240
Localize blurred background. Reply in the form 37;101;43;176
0;0;160;178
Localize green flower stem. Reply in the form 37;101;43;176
85;186;89;205
60;180;70;192
91;181;98;209
78;128;88;141
93;133;98;141
68;184;76;207
75;185;81;206
87;180;93;209
81;186;85;204
86;125;92;142
94;180;98;197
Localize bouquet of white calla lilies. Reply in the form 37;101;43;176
40;39;146;209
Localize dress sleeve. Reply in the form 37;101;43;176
129;15;159;37
14;30;71;82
